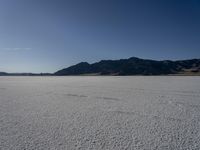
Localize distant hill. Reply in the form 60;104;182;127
54;57;200;75
0;72;8;76
0;72;52;76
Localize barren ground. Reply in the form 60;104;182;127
0;76;200;150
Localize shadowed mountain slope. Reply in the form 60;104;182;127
54;57;200;75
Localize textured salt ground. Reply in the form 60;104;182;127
0;76;200;150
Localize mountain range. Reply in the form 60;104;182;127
54;57;200;76
0;57;200;76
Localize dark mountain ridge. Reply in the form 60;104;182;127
54;57;200;75
1;57;199;76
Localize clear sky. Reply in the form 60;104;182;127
0;0;200;73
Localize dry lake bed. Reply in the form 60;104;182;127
0;76;200;150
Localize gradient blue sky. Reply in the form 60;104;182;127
0;0;200;73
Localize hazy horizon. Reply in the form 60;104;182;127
0;0;200;73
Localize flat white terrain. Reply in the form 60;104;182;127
0;76;200;150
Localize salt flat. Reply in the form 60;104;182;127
0;76;200;150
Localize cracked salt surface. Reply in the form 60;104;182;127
0;76;200;150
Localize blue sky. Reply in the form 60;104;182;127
0;0;200;73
